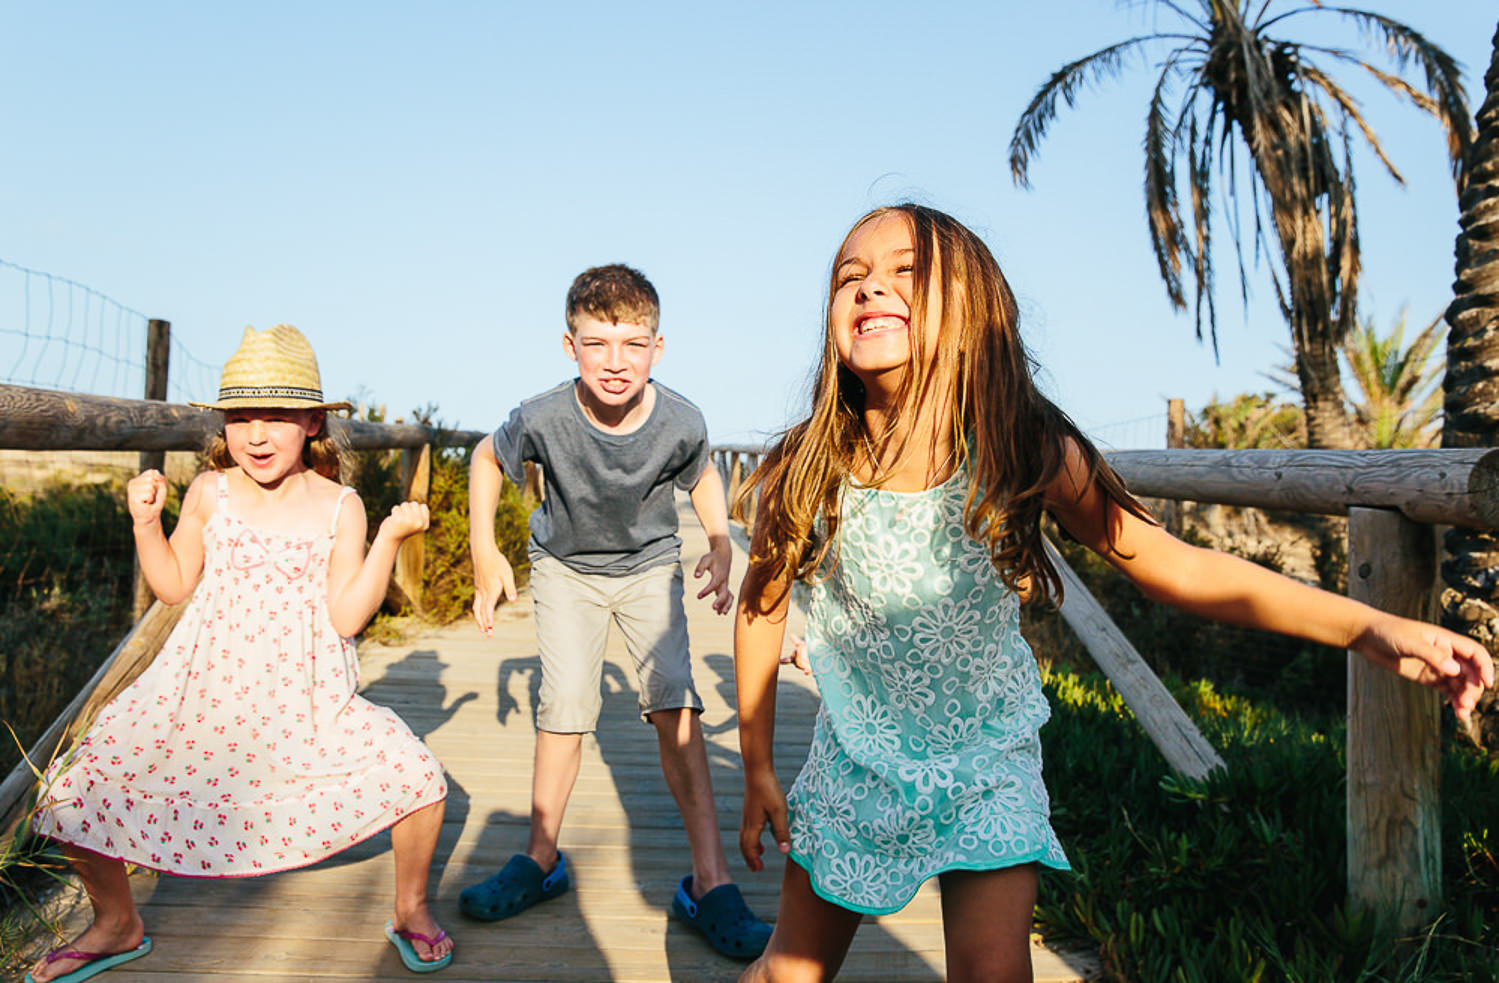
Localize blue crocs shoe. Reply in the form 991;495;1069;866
671;876;773;961
459;852;569;921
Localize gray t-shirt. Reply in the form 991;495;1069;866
491;380;711;575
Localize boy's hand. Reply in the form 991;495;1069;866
1351;614;1494;721
739;767;790;873
377;502;431;543
472;545;518;635
127;470;169;527
694;545;733;615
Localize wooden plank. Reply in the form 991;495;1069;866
0;383;483;452
1104;447;1499;528
1046;538;1226;779
394;443;432;612
1346;507;1442;933
21;493;1097;982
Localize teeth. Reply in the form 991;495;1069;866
858;316;905;334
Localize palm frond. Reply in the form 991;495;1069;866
1146;59;1189;310
1009;37;1160;186
1319;7;1474;180
1298;61;1404;182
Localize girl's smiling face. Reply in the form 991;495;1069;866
223;408;319;486
830;212;940;391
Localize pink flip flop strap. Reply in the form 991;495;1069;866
43;948;106;965
395;928;448;947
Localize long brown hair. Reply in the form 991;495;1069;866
737;204;1151;613
205;409;345;482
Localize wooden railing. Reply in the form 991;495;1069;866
709;442;1499;934
0;383;484;838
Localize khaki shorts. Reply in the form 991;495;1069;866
530;554;703;733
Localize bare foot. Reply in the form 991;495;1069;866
29;916;147;982
392;903;453;964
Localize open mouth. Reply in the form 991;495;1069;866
855;314;908;336
598;379;631;394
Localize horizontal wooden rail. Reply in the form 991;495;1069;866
1104;448;1499;529
0;384;485;452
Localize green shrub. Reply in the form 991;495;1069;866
0;483;137;778
1038;669;1499;980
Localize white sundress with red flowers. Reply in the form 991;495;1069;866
33;473;447;877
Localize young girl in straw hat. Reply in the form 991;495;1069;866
28;324;453;980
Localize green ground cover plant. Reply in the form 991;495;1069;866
1038;669;1499;981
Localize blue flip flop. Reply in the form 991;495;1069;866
672;876;773;961
384;921;453;974
24;937;151;983
458;851;570;921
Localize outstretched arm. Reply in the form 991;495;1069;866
129;470;211;604
689;465;733;614
327;496;429;637
469;437;518;635
735;505;795;872
1045;440;1493;719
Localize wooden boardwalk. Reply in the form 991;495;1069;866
32;501;1099;982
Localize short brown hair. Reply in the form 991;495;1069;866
565;264;660;333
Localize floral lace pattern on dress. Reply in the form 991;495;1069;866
787;471;1068;915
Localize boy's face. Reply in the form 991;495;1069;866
563;316;663;413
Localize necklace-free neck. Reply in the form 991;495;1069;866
858;426;957;492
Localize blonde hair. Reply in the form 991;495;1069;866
205;409;344;482
738;204;1151;613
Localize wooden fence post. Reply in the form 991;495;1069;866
393;443;432;613
1163;398;1185;537
1346;506;1441;933
133;319;171;620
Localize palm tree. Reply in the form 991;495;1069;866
1441;23;1499;744
1342;309;1445;448
1011;1;1473;448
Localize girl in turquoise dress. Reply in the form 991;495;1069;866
732;204;1493;983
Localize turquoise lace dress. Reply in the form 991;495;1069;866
786;470;1069;914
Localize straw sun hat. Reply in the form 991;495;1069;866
190;324;352;412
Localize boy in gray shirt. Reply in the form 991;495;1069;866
463;264;771;960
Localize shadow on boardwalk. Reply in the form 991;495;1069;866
19;499;1097;980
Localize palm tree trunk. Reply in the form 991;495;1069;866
1256;103;1363;450
1442;23;1499;746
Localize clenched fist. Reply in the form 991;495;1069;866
127;470;169;527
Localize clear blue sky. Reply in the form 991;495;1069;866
3;2;1491;448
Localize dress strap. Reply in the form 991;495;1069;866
215;471;231;513
329;486;357;537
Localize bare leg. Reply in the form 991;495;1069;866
28;846;145;982
650;707;730;896
938;864;1037;983
526;729;582;872
389;799;453;963
739;859;862;983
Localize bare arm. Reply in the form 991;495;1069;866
326;496;429;637
735;502;795;871
1045;440;1493;717
689;464;733;615
469;436;517;635
129;470;212;605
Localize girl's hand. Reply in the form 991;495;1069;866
780;633;812;675
127;470;169;527
1351;614;1494;721
377;502;430;543
739;767;791;873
